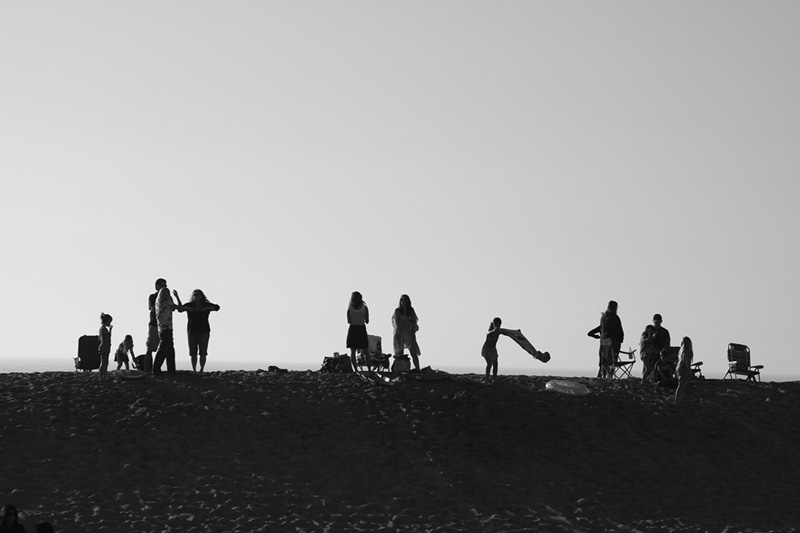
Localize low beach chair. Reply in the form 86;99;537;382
75;335;100;372
611;349;636;379
690;361;705;380
356;335;390;372
723;343;763;381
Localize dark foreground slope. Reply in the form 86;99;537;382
1;370;798;532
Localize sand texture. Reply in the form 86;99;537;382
1;370;798;532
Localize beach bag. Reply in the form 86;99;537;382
391;356;411;374
320;353;352;373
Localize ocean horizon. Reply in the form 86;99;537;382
1;356;798;382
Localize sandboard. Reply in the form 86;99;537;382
111;369;146;380
545;379;589;396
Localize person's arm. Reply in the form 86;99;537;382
172;290;183;309
364;306;369;324
346;308;352;325
587;325;601;338
203;303;220;312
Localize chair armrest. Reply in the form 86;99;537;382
752;365;764;370
691;361;703;367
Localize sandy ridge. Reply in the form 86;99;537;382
2;371;798;532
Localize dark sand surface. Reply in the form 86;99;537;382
1;370;798;532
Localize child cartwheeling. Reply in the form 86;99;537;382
115;335;135;370
98;313;113;381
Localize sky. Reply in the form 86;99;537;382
2;1;799;378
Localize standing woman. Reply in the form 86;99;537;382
392;294;421;372
346;291;369;372
639;324;656;383
674;336;694;404
98;313;113;381
481;317;512;383
177;289;220;372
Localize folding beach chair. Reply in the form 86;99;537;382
723;343;763;381
611;348;636;379
356;335;390;372
690;361;705;380
75;335;100;372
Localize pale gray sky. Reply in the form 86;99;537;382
2;1;799;377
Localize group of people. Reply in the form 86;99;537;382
345;292;421;373
0;504;53;533
95;278;221;379
587;300;695;403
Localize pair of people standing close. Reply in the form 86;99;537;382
587;300;624;379
345;292;421;373
151;278;220;375
640;313;671;383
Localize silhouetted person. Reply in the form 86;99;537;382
640;324;656;383
346;291;369;372
177;289;220;372
143;279;162;372
0;504;26;533
482;317;518;383
114;335;135;370
674;337;694;404
152;278;182;375
650;313;670;353
98;313;113;381
587;300;624;379
392;294;421;372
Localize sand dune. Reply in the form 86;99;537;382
1;370;798;532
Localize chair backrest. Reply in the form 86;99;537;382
367;335;382;357
661;347;679;365
727;343;751;371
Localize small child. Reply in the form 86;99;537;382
115;335;135;371
98;313;113;381
481;317;512;383
346;291;370;372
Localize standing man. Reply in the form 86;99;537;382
152;278;183;375
650;313;671;353
143;280;161;373
587;300;624;379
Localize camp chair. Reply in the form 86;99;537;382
610;348;636;379
690;361;705;380
356;335;390;372
723;343;763;381
75;335;100;372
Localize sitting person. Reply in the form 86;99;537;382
654;348;677;386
